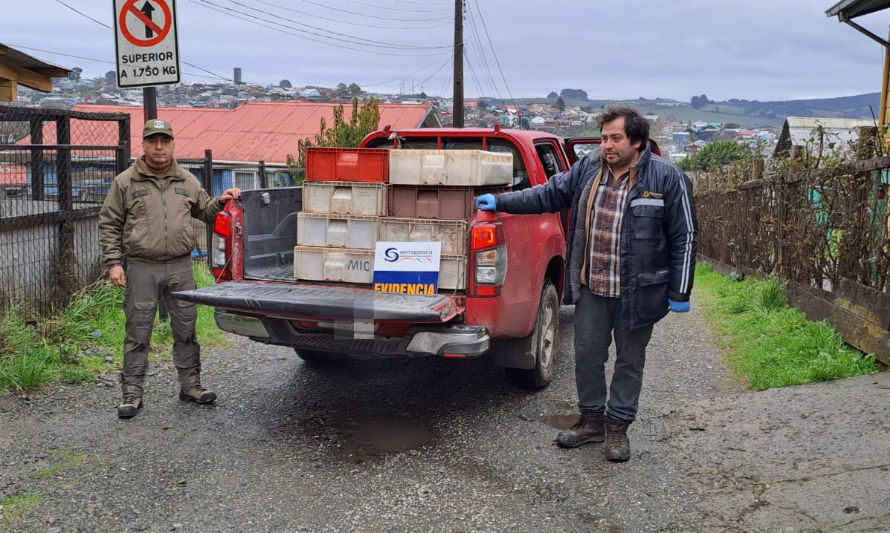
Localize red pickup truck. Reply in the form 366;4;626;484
173;126;602;389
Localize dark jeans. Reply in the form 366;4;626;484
573;289;654;421
121;256;200;396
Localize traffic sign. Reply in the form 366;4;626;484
113;0;180;88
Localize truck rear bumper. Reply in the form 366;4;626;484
214;309;489;358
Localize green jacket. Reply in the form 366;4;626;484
99;158;222;267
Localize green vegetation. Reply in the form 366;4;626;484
695;263;879;390
0;492;42;530
678;140;757;172
287;96;381;183
0;262;231;392
30;450;90;480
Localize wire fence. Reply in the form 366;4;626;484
696;156;890;292
0;105;296;314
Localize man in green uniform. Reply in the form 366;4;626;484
99;119;241;418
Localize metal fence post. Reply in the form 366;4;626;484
203;149;213;261
259;160;268;188
30;117;44;200
55;115;75;306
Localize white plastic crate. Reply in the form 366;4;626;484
293;246;374;284
379;218;467;255
302;181;387;216
389;149;513;186
296;213;378;249
293;246;466;289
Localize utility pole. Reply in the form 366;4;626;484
452;0;464;128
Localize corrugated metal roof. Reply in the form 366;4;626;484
66;102;434;164
786;116;876;129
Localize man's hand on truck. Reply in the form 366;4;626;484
475;194;498;211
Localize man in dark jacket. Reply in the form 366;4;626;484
99;119;241;419
476;107;697;462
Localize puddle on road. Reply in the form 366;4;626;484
338;419;433;463
541;414;579;430
540;401;580;429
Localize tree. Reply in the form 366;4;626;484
690;94;710;109
560;88;589;100
348;83;362;96
335;83;348;97
477;99;489;111
105;70;116;84
279;79;292;88
679;140;752;172
288;97;381;183
555;96;566;112
68;67;82;82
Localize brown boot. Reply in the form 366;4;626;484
179;385;217;404
117;394;143;419
605;416;631;462
555;411;605;448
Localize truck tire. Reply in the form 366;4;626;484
506;280;558;390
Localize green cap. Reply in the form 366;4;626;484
142;119;174;139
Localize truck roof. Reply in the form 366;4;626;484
361;127;566;147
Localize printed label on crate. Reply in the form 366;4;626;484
372;241;441;294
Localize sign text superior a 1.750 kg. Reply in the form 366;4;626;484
113;0;181;88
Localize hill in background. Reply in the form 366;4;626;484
514;93;881;129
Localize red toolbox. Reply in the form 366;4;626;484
387;185;475;220
305;147;389;183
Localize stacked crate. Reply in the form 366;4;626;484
295;147;513;290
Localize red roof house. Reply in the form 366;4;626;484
66;101;439;164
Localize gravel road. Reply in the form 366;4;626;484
1;297;887;532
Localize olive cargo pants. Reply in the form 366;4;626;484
121;256;201;396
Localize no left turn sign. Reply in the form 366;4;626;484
113;0;180;88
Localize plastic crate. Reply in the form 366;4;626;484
379;218;467;256
389;149;512;186
305;147;389;183
296;213;378;249
302;181;387;216
387;185;474;220
293;246;466;289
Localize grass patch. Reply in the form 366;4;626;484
695;263;879;390
30;450;90;479
0;261;231;392
0;492;42;530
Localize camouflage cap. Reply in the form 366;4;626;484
142;118;174;139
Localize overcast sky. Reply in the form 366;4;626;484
2;0;889;102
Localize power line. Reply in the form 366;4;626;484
187;0;449;55
470;0;516;108
357;52;452;88
54;0;109;28
252;0;451;30
293;0;451;18
465;3;500;99
215;0;449;50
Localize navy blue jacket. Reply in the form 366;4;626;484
496;145;697;330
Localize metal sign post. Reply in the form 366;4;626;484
113;0;180;88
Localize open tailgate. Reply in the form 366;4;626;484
172;281;463;323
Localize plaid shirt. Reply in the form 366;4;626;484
588;167;630;297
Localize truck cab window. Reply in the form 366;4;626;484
535;143;566;181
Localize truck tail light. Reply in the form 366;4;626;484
469;219;507;297
211;211;232;280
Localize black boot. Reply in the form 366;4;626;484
555;411;605;448
605;416;631;462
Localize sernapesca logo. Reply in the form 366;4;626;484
383;246;433;264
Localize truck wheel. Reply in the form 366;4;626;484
506;280;558;390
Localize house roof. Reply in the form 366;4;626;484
826;0;890;19
66;102;437;164
774;116;876;156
